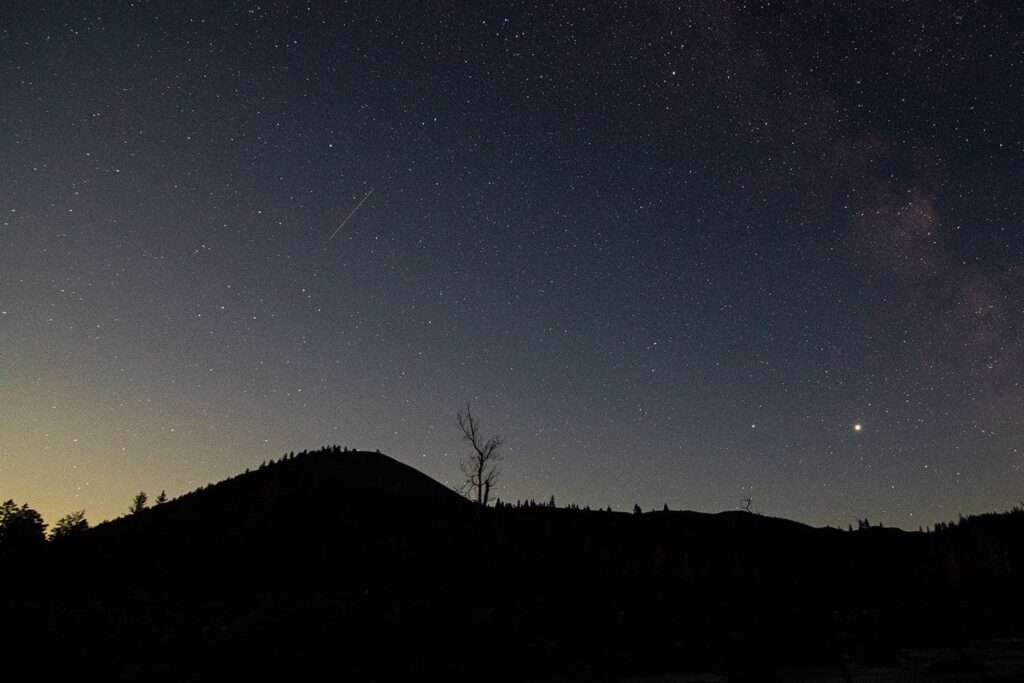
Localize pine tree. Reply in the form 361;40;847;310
129;491;148;514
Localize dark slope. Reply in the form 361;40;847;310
108;447;467;522
8;447;1024;681
74;448;470;589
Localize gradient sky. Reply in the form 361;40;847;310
2;1;1022;529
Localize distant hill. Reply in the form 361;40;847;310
74;447;471;588
6;445;1024;682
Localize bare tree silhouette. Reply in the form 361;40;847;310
456;403;503;506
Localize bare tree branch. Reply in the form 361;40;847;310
456;403;503;505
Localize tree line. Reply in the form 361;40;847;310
0;488;171;552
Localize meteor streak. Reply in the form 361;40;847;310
325;188;374;244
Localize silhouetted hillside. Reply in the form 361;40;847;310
5;446;1024;682
72;447;471;589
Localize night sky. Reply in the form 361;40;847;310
2;2;1022;529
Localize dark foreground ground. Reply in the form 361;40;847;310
4;449;1024;681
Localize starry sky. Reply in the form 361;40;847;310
2;1;1022;529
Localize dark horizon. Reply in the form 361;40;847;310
3;2;1022;530
7;444;1017;534
6;444;1024;681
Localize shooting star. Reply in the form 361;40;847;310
325;188;374;245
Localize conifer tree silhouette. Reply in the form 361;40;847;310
129;491;148;514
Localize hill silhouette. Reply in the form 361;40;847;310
5;446;1024;681
72;448;471;590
